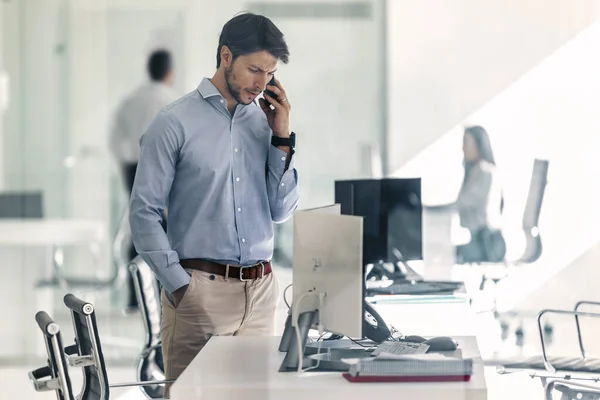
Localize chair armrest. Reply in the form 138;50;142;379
63;294;94;315
537;308;600;373
574;301;600;359
35;311;59;335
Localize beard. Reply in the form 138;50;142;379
224;66;252;105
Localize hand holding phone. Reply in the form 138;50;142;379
259;76;291;138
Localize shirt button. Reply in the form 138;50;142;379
220;99;224;103
281;156;286;161
236;177;240;182
234;148;239;152
241;238;246;243
281;183;285;186
237;207;241;212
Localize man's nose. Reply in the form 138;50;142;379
257;74;271;90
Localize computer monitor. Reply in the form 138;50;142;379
334;178;422;265
279;204;364;371
0;191;43;219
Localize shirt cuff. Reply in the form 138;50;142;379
268;144;295;177
163;264;192;294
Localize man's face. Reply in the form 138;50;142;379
224;50;278;105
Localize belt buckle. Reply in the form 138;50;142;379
239;265;251;282
239;262;265;281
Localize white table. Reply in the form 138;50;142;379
170;336;487;400
0;219;106;245
0;219;108;358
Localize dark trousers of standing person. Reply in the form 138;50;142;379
456;227;506;264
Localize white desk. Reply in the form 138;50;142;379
0;219;106;245
170;336;487;400
0;219;108;358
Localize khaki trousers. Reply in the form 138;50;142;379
161;268;279;398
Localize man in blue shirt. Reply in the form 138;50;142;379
129;13;299;394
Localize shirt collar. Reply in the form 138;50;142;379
196;77;259;106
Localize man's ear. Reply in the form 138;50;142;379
221;46;232;67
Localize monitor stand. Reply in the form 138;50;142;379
278;310;318;372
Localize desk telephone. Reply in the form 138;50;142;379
338;301;457;352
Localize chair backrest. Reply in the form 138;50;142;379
129;256;162;349
129;256;165;398
519;159;549;263
0;191;43;218
29;311;75;400
63;294;110;400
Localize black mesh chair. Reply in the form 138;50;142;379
129;256;166;398
62;294;172;399
28;311;75;400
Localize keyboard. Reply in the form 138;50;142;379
372;341;430;356
368;281;462;296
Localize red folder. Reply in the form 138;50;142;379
342;373;471;383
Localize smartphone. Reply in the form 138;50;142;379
264;75;278;105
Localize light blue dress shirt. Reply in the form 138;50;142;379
129;78;299;293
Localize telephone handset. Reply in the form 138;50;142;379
363;300;393;343
263;75;278;106
325;301;393;343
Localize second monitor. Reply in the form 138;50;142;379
334;178;423;267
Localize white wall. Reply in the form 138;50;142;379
0;0;4;188
2;0;69;217
65;0;387;225
397;17;600;310
388;0;600;174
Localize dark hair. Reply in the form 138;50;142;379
147;50;172;82
464;125;496;165
216;12;290;68
462;125;504;212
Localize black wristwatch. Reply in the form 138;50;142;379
271;132;296;148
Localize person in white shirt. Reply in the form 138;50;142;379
109;49;176;311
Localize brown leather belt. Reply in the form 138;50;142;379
180;259;272;281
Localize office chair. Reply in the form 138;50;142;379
476;159;550;341
27;311;75;399
545;380;600;400
129;256;166;399
62;293;173;399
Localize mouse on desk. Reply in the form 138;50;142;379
401;335;458;352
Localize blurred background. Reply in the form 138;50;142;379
2;0;600;398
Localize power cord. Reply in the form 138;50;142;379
283;284;293;309
292;291;326;372
302;292;326;372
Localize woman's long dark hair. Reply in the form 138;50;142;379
461;125;504;212
463;125;496;166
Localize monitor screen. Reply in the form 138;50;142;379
0;191;43;219
334;178;422;265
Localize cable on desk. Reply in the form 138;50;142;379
293;291;326;372
283;284;293;309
